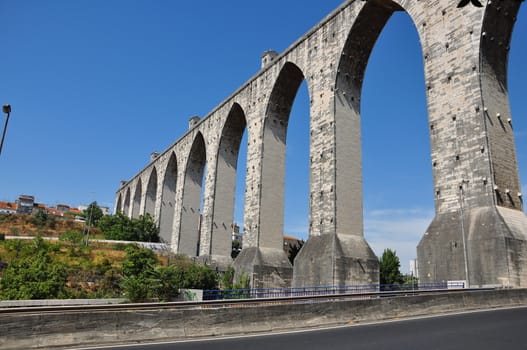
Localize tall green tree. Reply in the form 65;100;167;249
231;240;241;259
120;245;158;302
379;248;404;285
132;214;159;242
83;201;104;227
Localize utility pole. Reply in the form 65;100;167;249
0;105;12;156
459;180;470;288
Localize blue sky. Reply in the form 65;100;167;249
1;1;526;272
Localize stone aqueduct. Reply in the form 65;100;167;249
116;0;527;288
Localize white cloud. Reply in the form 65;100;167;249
364;208;434;274
280;208;434;273
367;208;431;218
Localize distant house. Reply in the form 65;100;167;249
0;201;17;214
78;205;110;215
69;207;82;215
32;203;46;214
283;235;302;253
16;195;35;214
100;206;110;215
46;207;63;217
231;223;242;243
56;204;70;212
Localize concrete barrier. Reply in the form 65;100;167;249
0;298;126;308
1;289;527;349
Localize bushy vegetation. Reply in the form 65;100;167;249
83;201;104;227
97;213;160;242
0;237;67;299
120;246;218;302
0;203;159;244
0;237;220;301
0;236;123;299
30;210;57;229
0;208;248;302
0;212;84;238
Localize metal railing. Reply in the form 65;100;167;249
203;281;465;301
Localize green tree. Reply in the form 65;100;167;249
121;275;151;302
220;267;235;290
121;245;158;278
83;201;104;227
231;239;241;259
31;210;55;229
0;238;67;300
379;248;404;286
181;264;217;290
98;213;160;242
98;213;131;241
120;246;158;302
150;265;183;301
132;214;160;242
287;239;304;265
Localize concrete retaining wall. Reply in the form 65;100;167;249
1;289;527;349
0;298;126;308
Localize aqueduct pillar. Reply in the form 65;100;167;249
115;0;527;288
415;0;527;287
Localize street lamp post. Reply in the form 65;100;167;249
459;180;470;288
0;104;12;156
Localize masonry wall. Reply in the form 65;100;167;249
3;289;527;349
114;0;527;288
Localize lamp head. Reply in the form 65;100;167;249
2;105;11;114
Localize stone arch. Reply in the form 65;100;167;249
159;153;178;243
179;132;207;256
123;188;131;217
333;0;408;236
115;193;122;214
131;178;142;219
145;167;158;217
258;61;306;249
295;0;414;287
209;103;247;258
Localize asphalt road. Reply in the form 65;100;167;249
80;306;527;350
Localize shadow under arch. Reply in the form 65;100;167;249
131;178;142;219
480;0;524;210
159;152;178;243
122;188;131;217
178;132;207;256
115;193;122;214
145;167;158;217
508;4;527;213
207;103;247;260
258;61;305;250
